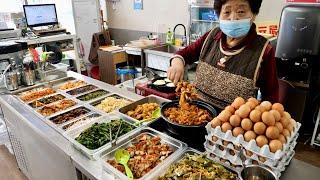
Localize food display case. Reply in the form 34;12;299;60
0;71;320;180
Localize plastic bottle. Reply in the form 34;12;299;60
166;28;173;44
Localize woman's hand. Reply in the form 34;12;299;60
167;58;185;84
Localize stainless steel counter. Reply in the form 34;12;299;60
0;71;319;180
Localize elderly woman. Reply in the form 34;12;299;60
168;0;279;108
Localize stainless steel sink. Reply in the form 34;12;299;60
145;44;183;57
144;44;184;71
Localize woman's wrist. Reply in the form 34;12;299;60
170;55;185;66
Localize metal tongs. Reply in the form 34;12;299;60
109;121;122;147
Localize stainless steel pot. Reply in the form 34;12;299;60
23;69;36;86
240;165;278;180
4;71;19;91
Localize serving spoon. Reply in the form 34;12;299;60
115;149;133;180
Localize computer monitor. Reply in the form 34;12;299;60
23;4;58;27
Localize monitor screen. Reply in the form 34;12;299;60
23;4;58;27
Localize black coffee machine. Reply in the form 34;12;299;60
275;4;320;134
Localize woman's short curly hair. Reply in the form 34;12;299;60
214;0;263;15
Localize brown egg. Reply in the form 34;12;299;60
282;129;291;138
278;134;287;144
245;101;257;110
218;110;232;122
222;140;229;146
212;136;218;142
262;112;276;126
254;122;267;135
261;101;272;111
244;130;257;142
241;118;253;131
269;140;283;153
283;111;292;120
287;123;294;132
250;110;262;123
235;110;240;116
266;126;280;140
232;97;245;109
211;118;222;128
248;97;259;106
258;156;267;163
275;122;284;133
290;118;297;127
280;117;290;128
238;105;251;118
233;127;245;137
246;150;253;156
229;115;241;127
272;103;284;114
225;105;235;114
256;135;268;147
221;122;233;133
270;110;281;121
255;105;267;113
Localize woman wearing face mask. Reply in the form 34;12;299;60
167;0;279;108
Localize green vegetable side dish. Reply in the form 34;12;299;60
158;154;237;180
77;90;108;101
75;120;135;150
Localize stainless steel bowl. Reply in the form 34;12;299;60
240;165;278;180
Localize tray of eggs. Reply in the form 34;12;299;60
206;97;301;161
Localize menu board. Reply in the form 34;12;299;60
286;0;320;3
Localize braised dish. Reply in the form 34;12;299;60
126;103;160;120
163;102;213;126
49;107;90;124
37;99;77;116
58;80;87;90
19;88;56;102
29;94;66;108
158;153;237;180
107;134;173;179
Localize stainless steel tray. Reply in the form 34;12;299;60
54;79;88;91
149;148;240;180
66;84;98;96
118;95;170;125
65;114;139;160
60;112;102;131
28;93;67;109
90;94;134;114
48;106;91;125
36;99;78;117
10;76;75;95
99;127;187;180
76;89;110;102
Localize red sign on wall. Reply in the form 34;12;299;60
286;0;320;3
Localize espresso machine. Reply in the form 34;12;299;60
0;40;28;91
275;4;320;134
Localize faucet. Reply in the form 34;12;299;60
173;24;187;46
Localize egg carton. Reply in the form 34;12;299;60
205;151;243;170
207;135;241;151
205;140;296;179
207;131;299;167
204;140;243;166
205;135;297;169
205;122;301;160
207;150;283;179
242;139;297;168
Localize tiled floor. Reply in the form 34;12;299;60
0;145;28;180
0;142;319;180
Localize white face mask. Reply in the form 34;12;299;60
219;18;252;38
